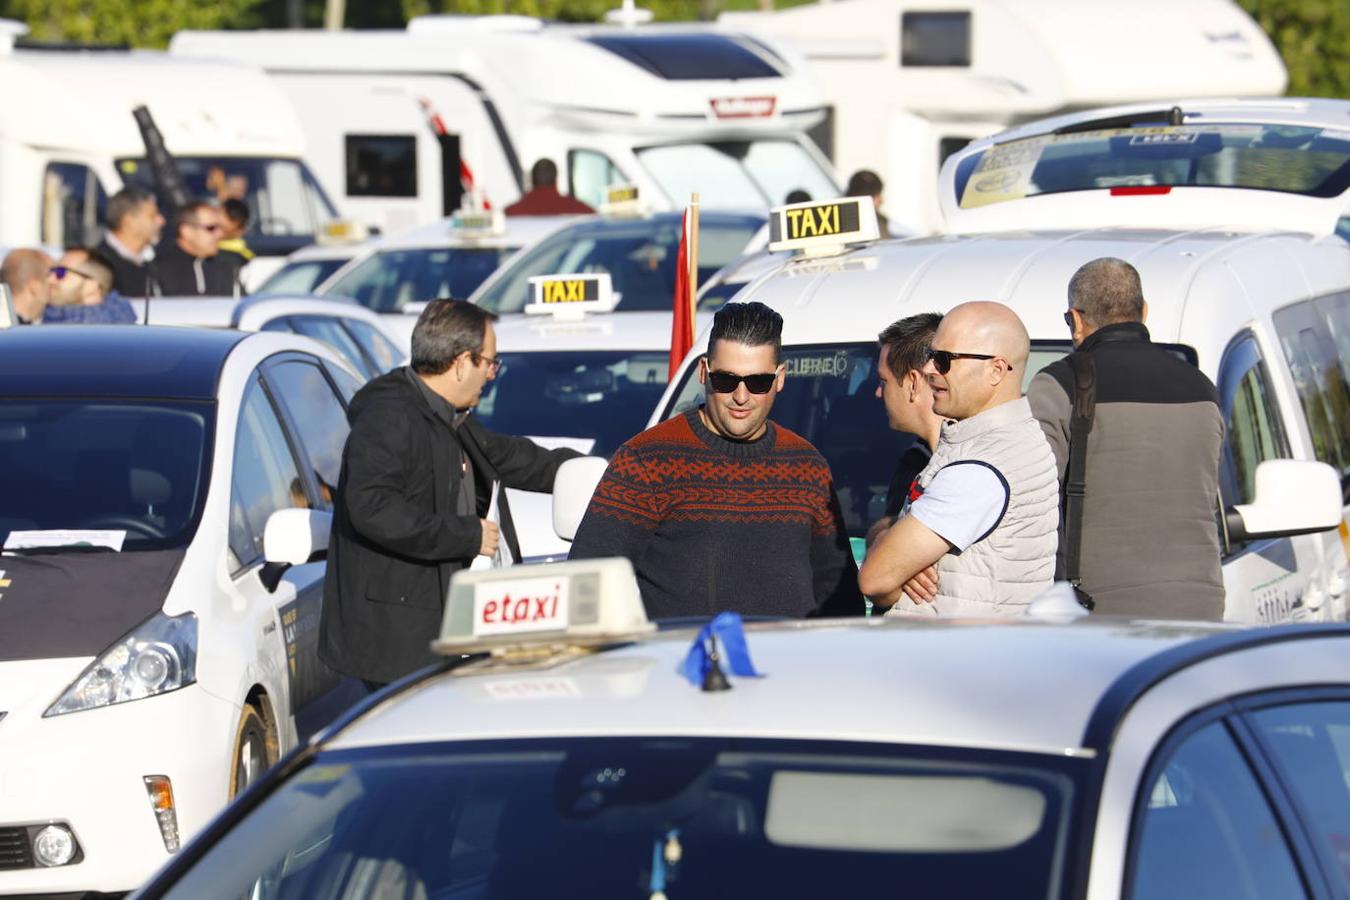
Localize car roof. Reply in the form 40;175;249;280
494;309;713;354
0;325;246;399
326;617;1241;757
368;214;581;252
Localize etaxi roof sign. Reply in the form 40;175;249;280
766;196;880;256
600;183;645;218
450;209;505;238
433;557;653;658
525;272;618;318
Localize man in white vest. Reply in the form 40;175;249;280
859;301;1059;616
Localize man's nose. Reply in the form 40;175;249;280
732;382;751;403
874;381;883;399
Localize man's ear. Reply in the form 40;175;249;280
697;355;708;385
905;369;922;402
773;362;786;393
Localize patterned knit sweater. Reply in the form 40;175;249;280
569;409;864;619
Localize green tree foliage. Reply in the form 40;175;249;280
1236;0;1350;98
0;0;262;47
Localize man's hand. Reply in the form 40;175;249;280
479;519;500;557
902;565;939;603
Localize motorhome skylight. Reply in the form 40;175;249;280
585;33;783;80
954;124;1350;210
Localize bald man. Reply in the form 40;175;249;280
1;248;53;325
859;301;1059;616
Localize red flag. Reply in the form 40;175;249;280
669;205;695;378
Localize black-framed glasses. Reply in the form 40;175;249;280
49;266;92;281
707;370;777;394
926;348;1006;375
474;352;505;376
186;221;222;233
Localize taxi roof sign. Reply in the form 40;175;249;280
766;197;880;256
450;209;506;238
600;183;645;219
525;272;618;318
433;557;653;657
315;217;371;246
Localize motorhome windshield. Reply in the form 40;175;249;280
637;140;838;209
955;125;1350;210
117;156;340;255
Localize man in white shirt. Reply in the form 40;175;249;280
859;301;1059;616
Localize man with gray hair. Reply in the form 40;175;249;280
1027;257;1224;618
98;186;164;298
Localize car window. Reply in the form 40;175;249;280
264;361;350;509
1217;334;1291;516
343;319;404;374
568;149;626;210
1290;294;1350;501
285;316;376;381
324;246;516;313
257;259;349;295
325;361;365;402
1250;701;1350;891
229;378;306;569
1129;719;1309;900
42;162;107;249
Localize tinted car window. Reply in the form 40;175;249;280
287;317;376;381
229;379;305;568
1217;334;1291;515
1251;701;1350;891
1275;299;1350;495
265;361;350;506
1129;719;1309;900
257;259;350;295
324;247;517;313
344;319;404;374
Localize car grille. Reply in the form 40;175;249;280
0;827;33;870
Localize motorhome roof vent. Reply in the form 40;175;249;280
585;32;784;80
408;15;543;37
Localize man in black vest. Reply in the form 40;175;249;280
320;299;580;687
98;187;164;299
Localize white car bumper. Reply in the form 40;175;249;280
0;682;240;895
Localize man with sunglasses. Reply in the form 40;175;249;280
150;201;240;297
42;248;137;324
859;301;1059;616
570;302;864;619
322;299;581;689
1026;258;1223;618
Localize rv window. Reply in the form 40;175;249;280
1275;299;1350;494
901;12;971;67
1216;334;1291;539
346;135;418;199
568;150;626;211
585;33;783;80
41;162;107;248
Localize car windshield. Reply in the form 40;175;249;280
663;342;1069;537
117;156;340;255
0;399;212;551
154;737;1078;900
323;246;518;313
955;124;1350;210
257;258;351;295
475;349;670;457
472;215;764;315
637;140;840;208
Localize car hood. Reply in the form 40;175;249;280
0;549;185;662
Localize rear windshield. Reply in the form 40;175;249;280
323;246;518;313
0;399;212;551
955;124;1350;210
156;737;1079;900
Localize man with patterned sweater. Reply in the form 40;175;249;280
569;302;864;619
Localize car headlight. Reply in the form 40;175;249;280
45;612;198;717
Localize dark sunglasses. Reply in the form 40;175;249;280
707;370;777;394
187;221;222;233
49;266;92;281
927;348;1009;375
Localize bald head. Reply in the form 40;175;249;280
924;301;1030;420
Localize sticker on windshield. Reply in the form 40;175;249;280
3;530;126;552
1130;132;1200;146
785;352;853;378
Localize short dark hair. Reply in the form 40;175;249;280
222;198;250;229
411;299;499;375
846;169;884;198
878;312;942;379
1068;257;1145;327
530;158;558;189
784;189;812;205
106;186;157;230
709;301;783;364
174;200;216;232
75;247;115;295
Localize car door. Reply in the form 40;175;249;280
1215;331;1324;622
256;355;354;724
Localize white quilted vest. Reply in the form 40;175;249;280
901;397;1060;617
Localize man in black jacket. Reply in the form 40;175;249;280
151;201;240;296
320;299;580;687
98;186;164;298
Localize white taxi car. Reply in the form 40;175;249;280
132;559;1350;900
0;326;367;895
646;98;1350;623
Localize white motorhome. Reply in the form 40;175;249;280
0;22;341;271
720;0;1288;233
632;100;1350;623
170;17;841;235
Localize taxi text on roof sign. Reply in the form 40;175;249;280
601;183;645;219
451;209;505;237
525;272;618;318
766;196;880;255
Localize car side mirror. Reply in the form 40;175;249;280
1225;460;1343;545
553;456;609;541
260;508;333;592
